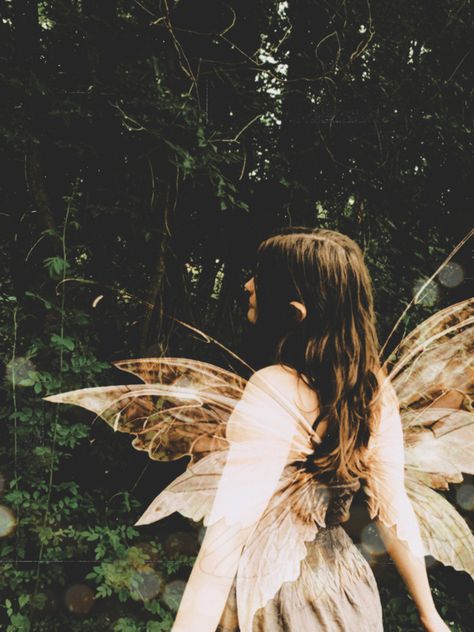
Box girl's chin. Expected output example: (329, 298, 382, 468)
(247, 307, 257, 324)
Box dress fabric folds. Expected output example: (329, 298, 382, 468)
(217, 486, 384, 632)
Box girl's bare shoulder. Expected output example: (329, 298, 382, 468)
(250, 364, 318, 419)
(251, 363, 305, 387)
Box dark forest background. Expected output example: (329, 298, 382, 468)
(0, 1, 473, 630)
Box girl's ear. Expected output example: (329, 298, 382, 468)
(289, 301, 307, 321)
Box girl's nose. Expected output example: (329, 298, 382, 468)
(244, 277, 254, 292)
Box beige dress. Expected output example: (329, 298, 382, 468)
(217, 477, 384, 631)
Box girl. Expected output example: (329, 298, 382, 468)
(45, 227, 465, 631)
(171, 227, 451, 631)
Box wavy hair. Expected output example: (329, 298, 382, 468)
(252, 226, 383, 484)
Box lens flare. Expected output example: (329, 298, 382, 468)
(133, 540, 159, 562)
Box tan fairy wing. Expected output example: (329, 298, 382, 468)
(45, 358, 350, 632)
(43, 358, 248, 463)
(390, 297, 474, 495)
(43, 358, 318, 530)
(44, 359, 326, 626)
(231, 471, 361, 632)
(405, 472, 474, 576)
(403, 409, 474, 489)
(134, 449, 229, 524)
(131, 364, 317, 529)
(385, 297, 474, 429)
(112, 357, 246, 397)
(368, 297, 474, 577)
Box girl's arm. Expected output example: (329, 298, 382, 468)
(172, 366, 297, 632)
(366, 379, 450, 631)
(375, 520, 449, 630)
(172, 518, 253, 632)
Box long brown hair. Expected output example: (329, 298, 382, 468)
(253, 227, 382, 484)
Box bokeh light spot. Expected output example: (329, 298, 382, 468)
(413, 279, 440, 307)
(343, 505, 368, 541)
(439, 262, 464, 288)
(360, 523, 386, 557)
(355, 542, 374, 565)
(64, 584, 95, 615)
(164, 531, 199, 557)
(0, 505, 16, 538)
(5, 357, 38, 387)
(456, 483, 474, 511)
(129, 569, 164, 601)
(162, 580, 186, 612)
(197, 524, 205, 545)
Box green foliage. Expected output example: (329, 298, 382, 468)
(0, 192, 195, 629)
(0, 0, 472, 629)
(379, 565, 473, 631)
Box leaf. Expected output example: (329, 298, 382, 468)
(42, 256, 70, 278)
(50, 334, 75, 351)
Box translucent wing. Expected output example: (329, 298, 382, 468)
(43, 359, 353, 632)
(405, 474, 474, 575)
(385, 297, 474, 427)
(365, 297, 474, 576)
(231, 466, 361, 632)
(43, 358, 247, 463)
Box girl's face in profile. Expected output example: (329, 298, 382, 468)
(244, 276, 257, 324)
